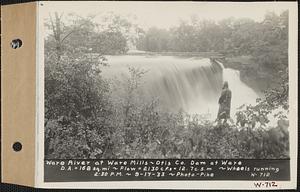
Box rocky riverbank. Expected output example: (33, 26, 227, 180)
(218, 55, 274, 96)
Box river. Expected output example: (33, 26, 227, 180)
(102, 55, 258, 120)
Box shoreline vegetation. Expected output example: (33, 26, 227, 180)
(44, 10, 289, 159)
(125, 50, 224, 57)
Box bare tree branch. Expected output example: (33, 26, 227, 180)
(60, 14, 98, 43)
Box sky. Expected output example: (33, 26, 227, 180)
(40, 1, 292, 30)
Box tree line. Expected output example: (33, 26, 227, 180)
(137, 11, 288, 88)
(136, 11, 288, 57)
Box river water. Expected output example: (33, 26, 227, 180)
(102, 55, 258, 120)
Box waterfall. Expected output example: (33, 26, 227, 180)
(103, 55, 258, 120)
(214, 59, 258, 117)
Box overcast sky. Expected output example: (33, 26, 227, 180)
(41, 1, 291, 30)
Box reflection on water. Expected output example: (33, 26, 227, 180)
(102, 55, 258, 119)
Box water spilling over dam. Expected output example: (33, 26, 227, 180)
(102, 55, 258, 119)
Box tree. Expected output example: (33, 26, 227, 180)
(45, 13, 113, 159)
(136, 27, 171, 52)
(93, 30, 128, 54)
(98, 12, 144, 49)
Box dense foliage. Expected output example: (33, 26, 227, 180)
(136, 11, 288, 56)
(137, 11, 288, 90)
(45, 11, 289, 159)
(45, 63, 289, 159)
(45, 13, 132, 55)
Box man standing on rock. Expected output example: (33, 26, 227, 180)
(217, 81, 232, 124)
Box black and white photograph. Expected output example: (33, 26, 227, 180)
(40, 1, 297, 188)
